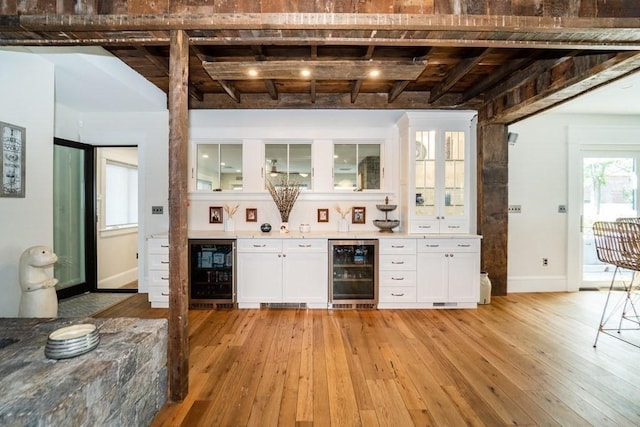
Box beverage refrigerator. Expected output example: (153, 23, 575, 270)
(329, 239, 378, 308)
(188, 239, 236, 309)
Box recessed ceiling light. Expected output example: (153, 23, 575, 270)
(301, 69, 311, 77)
(248, 69, 258, 77)
(369, 69, 380, 78)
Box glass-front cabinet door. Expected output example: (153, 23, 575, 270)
(406, 113, 472, 234)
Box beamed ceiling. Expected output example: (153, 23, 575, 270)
(1, 8, 640, 124)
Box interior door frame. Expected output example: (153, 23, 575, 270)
(54, 138, 97, 299)
(567, 126, 640, 291)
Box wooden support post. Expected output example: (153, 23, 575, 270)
(477, 123, 508, 296)
(168, 29, 189, 402)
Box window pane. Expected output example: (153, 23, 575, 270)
(105, 162, 138, 227)
(358, 144, 380, 190)
(220, 144, 243, 190)
(334, 143, 381, 190)
(334, 144, 357, 189)
(266, 143, 312, 189)
(197, 143, 242, 190)
(197, 144, 220, 190)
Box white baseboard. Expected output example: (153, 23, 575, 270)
(98, 268, 138, 289)
(508, 276, 568, 293)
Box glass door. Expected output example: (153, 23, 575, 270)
(581, 153, 638, 287)
(53, 139, 96, 298)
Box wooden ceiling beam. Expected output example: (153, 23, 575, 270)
(351, 45, 375, 104)
(388, 81, 411, 103)
(217, 79, 241, 103)
(190, 91, 468, 109)
(429, 48, 492, 103)
(250, 45, 278, 100)
(460, 54, 543, 103)
(480, 51, 640, 124)
(202, 59, 427, 81)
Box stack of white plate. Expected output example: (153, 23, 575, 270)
(45, 323, 100, 360)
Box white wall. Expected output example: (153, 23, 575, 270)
(0, 51, 55, 317)
(507, 112, 640, 292)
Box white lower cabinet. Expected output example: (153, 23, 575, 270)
(377, 239, 418, 308)
(237, 238, 328, 308)
(147, 236, 170, 308)
(416, 238, 480, 308)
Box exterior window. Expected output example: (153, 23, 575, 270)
(334, 143, 381, 190)
(196, 143, 243, 191)
(265, 143, 312, 189)
(105, 161, 138, 227)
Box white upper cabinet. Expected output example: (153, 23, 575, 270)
(398, 111, 475, 234)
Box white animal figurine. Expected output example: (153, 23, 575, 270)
(18, 245, 59, 318)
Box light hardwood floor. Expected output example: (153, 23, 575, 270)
(95, 292, 640, 426)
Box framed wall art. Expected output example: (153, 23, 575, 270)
(1, 121, 26, 198)
(352, 206, 366, 224)
(246, 208, 257, 222)
(317, 208, 329, 223)
(209, 206, 223, 224)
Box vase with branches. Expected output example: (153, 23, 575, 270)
(223, 204, 239, 232)
(266, 176, 302, 233)
(335, 205, 351, 232)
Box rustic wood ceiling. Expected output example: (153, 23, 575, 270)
(1, 7, 640, 123)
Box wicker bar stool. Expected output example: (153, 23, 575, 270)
(592, 220, 640, 348)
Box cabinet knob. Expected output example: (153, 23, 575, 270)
(278, 254, 281, 258)
(282, 254, 287, 258)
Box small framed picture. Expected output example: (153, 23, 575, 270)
(317, 208, 329, 223)
(352, 206, 366, 224)
(246, 208, 257, 222)
(209, 206, 223, 224)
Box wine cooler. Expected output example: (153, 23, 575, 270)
(189, 239, 236, 309)
(329, 239, 378, 308)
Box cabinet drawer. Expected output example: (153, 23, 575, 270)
(148, 238, 169, 253)
(379, 254, 416, 271)
(417, 239, 480, 253)
(237, 238, 282, 252)
(283, 239, 327, 252)
(379, 239, 416, 254)
(378, 286, 416, 303)
(149, 284, 169, 302)
(148, 253, 170, 270)
(149, 269, 170, 283)
(379, 270, 417, 286)
(410, 221, 439, 233)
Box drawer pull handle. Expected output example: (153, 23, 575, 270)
(161, 244, 169, 248)
(161, 276, 169, 280)
(391, 261, 405, 264)
(253, 244, 267, 248)
(298, 244, 312, 247)
(391, 277, 405, 281)
(391, 293, 405, 297)
(458, 244, 471, 247)
(418, 225, 431, 229)
(161, 261, 170, 264)
(427, 244, 440, 248)
(448, 225, 461, 229)
(391, 245, 405, 248)
(161, 292, 169, 296)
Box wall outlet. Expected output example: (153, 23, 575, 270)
(542, 258, 548, 266)
(508, 205, 522, 213)
(558, 205, 567, 213)
(152, 206, 163, 215)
